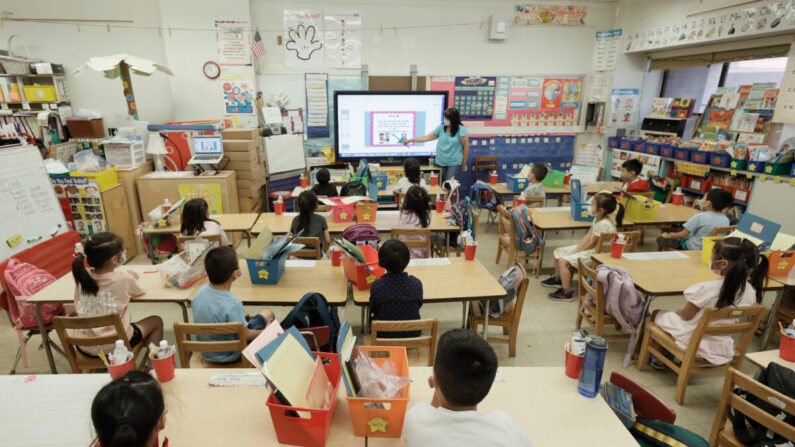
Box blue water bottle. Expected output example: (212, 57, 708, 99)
(577, 332, 608, 398)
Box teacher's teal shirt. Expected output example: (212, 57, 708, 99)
(433, 124, 468, 166)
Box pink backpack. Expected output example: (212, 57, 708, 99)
(3, 258, 63, 329)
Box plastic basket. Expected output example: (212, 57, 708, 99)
(329, 198, 355, 223)
(629, 140, 644, 152)
(732, 186, 751, 204)
(674, 148, 691, 161)
(355, 201, 378, 223)
(507, 175, 529, 192)
(346, 346, 410, 438)
(69, 167, 119, 191)
(620, 195, 661, 222)
(701, 236, 724, 265)
(619, 138, 630, 150)
(769, 250, 795, 276)
(342, 245, 385, 290)
(729, 158, 747, 171)
(644, 142, 661, 155)
(690, 150, 709, 164)
(746, 161, 765, 173)
(660, 145, 676, 158)
(608, 136, 620, 148)
(709, 152, 731, 168)
(267, 352, 341, 447)
(763, 161, 793, 175)
(570, 200, 593, 222)
(541, 169, 565, 188)
(23, 85, 57, 102)
(687, 177, 710, 193)
(371, 172, 388, 191)
(246, 254, 287, 285)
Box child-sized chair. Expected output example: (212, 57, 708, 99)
(593, 231, 641, 254)
(637, 305, 766, 404)
(371, 319, 438, 366)
(473, 156, 498, 182)
(53, 313, 147, 373)
(576, 259, 633, 340)
(300, 326, 331, 351)
(469, 266, 529, 357)
(286, 237, 321, 260)
(609, 371, 676, 423)
(176, 234, 222, 252)
(709, 225, 737, 237)
(511, 195, 545, 208)
(431, 207, 480, 258)
(391, 228, 431, 259)
(173, 322, 249, 369)
(495, 206, 540, 272)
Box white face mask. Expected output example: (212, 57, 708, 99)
(589, 206, 597, 216)
(116, 250, 127, 266)
(444, 118, 451, 126)
(710, 260, 726, 276)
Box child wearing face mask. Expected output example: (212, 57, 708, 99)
(646, 238, 768, 369)
(619, 159, 650, 193)
(72, 232, 163, 357)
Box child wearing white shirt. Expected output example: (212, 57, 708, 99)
(393, 157, 429, 195)
(402, 329, 534, 447)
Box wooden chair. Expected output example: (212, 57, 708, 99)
(53, 314, 146, 373)
(473, 156, 498, 182)
(300, 326, 331, 351)
(511, 195, 545, 208)
(391, 228, 431, 259)
(431, 206, 480, 258)
(469, 264, 529, 357)
(637, 304, 766, 404)
(593, 231, 641, 254)
(173, 322, 250, 369)
(710, 225, 737, 237)
(610, 371, 676, 424)
(287, 237, 321, 260)
(495, 206, 540, 272)
(575, 259, 632, 340)
(176, 234, 222, 252)
(709, 367, 795, 446)
(371, 319, 438, 366)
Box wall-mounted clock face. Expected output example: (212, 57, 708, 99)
(203, 61, 220, 79)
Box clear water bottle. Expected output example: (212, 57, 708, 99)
(112, 339, 129, 365)
(577, 332, 608, 398)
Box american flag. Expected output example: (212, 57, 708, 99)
(251, 30, 265, 59)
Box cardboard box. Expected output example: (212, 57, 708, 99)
(222, 127, 259, 140)
(238, 196, 262, 212)
(223, 139, 261, 152)
(136, 170, 239, 217)
(235, 168, 266, 180)
(237, 177, 266, 190)
(238, 185, 265, 198)
(226, 160, 263, 171)
(226, 150, 259, 163)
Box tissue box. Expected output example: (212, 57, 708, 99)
(507, 175, 529, 192)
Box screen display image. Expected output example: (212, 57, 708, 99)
(334, 91, 448, 160)
(193, 136, 223, 154)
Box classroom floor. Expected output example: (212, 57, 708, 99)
(0, 212, 778, 440)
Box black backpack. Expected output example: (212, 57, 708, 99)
(280, 292, 341, 352)
(730, 362, 795, 446)
(340, 181, 367, 197)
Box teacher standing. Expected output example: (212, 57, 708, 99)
(404, 107, 469, 182)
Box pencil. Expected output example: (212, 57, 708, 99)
(98, 348, 111, 367)
(779, 321, 786, 335)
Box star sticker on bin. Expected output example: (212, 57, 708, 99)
(366, 274, 377, 284)
(580, 210, 589, 218)
(258, 270, 269, 280)
(340, 212, 348, 220)
(367, 417, 388, 433)
(779, 261, 790, 271)
(749, 163, 756, 171)
(377, 181, 383, 188)
(765, 166, 772, 173)
(362, 213, 371, 221)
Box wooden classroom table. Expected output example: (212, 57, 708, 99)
(352, 258, 506, 337)
(142, 213, 260, 247)
(531, 207, 605, 277)
(251, 210, 459, 235)
(761, 273, 795, 350)
(745, 349, 795, 371)
(27, 267, 200, 374)
(290, 184, 447, 198)
(624, 204, 700, 227)
(492, 181, 623, 205)
(0, 367, 637, 447)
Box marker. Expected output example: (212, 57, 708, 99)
(50, 224, 62, 237)
(26, 236, 42, 243)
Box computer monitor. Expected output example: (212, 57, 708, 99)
(193, 135, 223, 155)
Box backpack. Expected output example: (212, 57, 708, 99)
(479, 264, 526, 318)
(280, 292, 341, 351)
(443, 179, 460, 212)
(450, 197, 476, 248)
(3, 258, 63, 329)
(340, 181, 367, 197)
(470, 181, 499, 210)
(341, 223, 381, 249)
(511, 204, 544, 255)
(730, 362, 795, 446)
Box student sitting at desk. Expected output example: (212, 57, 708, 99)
(180, 198, 230, 246)
(73, 232, 163, 357)
(656, 188, 732, 250)
(403, 329, 534, 447)
(290, 190, 330, 254)
(91, 371, 168, 447)
(620, 159, 650, 193)
(393, 157, 429, 195)
(648, 238, 768, 369)
(400, 185, 431, 258)
(192, 246, 275, 363)
(370, 239, 423, 337)
(523, 163, 547, 198)
(310, 167, 339, 197)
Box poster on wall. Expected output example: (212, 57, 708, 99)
(576, 143, 605, 168)
(592, 29, 621, 71)
(773, 40, 795, 123)
(51, 177, 107, 238)
(513, 4, 587, 26)
(609, 88, 639, 127)
(215, 21, 251, 66)
(588, 72, 612, 102)
(324, 11, 362, 68)
(429, 75, 583, 133)
(284, 10, 325, 67)
(178, 184, 223, 215)
(220, 73, 255, 114)
(305, 73, 329, 138)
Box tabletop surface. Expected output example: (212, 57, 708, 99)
(745, 349, 795, 370)
(0, 367, 637, 447)
(492, 181, 623, 196)
(352, 257, 506, 304)
(770, 273, 795, 287)
(291, 185, 447, 198)
(531, 208, 597, 231)
(625, 204, 699, 226)
(143, 213, 260, 234)
(252, 210, 459, 234)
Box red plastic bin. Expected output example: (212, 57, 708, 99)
(329, 198, 355, 223)
(266, 352, 341, 447)
(342, 245, 385, 290)
(732, 186, 751, 204)
(687, 177, 710, 193)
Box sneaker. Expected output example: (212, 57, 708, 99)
(648, 356, 666, 371)
(541, 276, 562, 288)
(548, 288, 574, 302)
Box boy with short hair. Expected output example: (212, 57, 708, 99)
(657, 188, 733, 250)
(522, 163, 547, 198)
(192, 246, 275, 363)
(310, 167, 339, 197)
(369, 239, 423, 338)
(403, 329, 534, 447)
(620, 159, 650, 193)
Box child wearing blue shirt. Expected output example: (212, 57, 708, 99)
(657, 188, 733, 250)
(370, 239, 423, 338)
(192, 246, 275, 363)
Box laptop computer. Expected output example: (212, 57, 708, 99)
(188, 135, 224, 165)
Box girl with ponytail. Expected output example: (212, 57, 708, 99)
(91, 371, 168, 447)
(650, 237, 768, 368)
(73, 232, 163, 356)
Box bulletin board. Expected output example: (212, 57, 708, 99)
(428, 75, 584, 134)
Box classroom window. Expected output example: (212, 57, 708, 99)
(722, 57, 787, 90)
(660, 64, 723, 114)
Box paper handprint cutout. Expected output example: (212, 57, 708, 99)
(285, 24, 323, 61)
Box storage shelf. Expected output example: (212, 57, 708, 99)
(680, 187, 748, 207)
(662, 155, 793, 180)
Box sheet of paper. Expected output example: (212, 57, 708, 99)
(533, 207, 572, 212)
(286, 260, 317, 268)
(261, 332, 318, 418)
(242, 321, 285, 370)
(408, 258, 451, 267)
(145, 171, 192, 178)
(305, 357, 333, 410)
(494, 368, 506, 383)
(771, 232, 795, 251)
(209, 372, 268, 387)
(622, 252, 689, 261)
(378, 210, 400, 215)
(726, 230, 764, 247)
(340, 195, 370, 205)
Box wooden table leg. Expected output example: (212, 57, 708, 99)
(35, 302, 57, 374)
(536, 230, 546, 277)
(761, 288, 785, 350)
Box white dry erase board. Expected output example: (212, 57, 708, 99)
(264, 134, 306, 175)
(0, 145, 68, 261)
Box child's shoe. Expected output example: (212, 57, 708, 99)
(541, 276, 562, 288)
(547, 288, 574, 302)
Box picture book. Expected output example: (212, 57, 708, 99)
(730, 111, 759, 132)
(336, 321, 358, 397)
(717, 92, 740, 110)
(761, 89, 779, 110)
(650, 97, 672, 117)
(744, 83, 777, 110)
(258, 326, 319, 418)
(705, 108, 733, 131)
(669, 97, 695, 118)
(242, 320, 285, 370)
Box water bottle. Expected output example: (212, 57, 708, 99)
(577, 332, 608, 398)
(112, 339, 129, 365)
